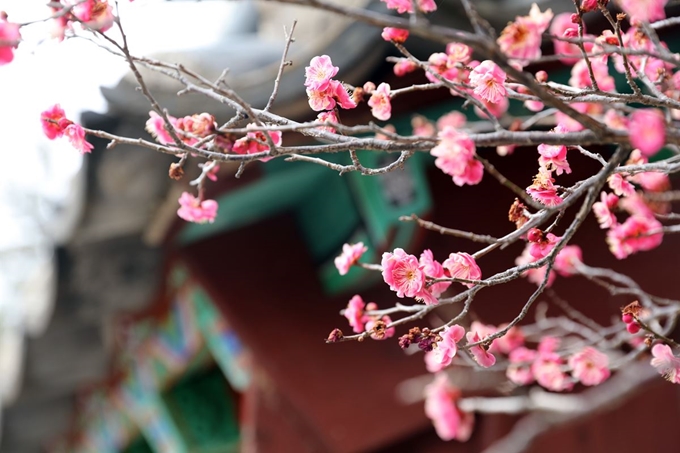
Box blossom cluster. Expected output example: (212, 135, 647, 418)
(381, 0, 436, 15)
(232, 124, 283, 162)
(334, 242, 368, 275)
(380, 248, 480, 305)
(430, 127, 483, 187)
(422, 333, 612, 440)
(342, 295, 395, 340)
(45, 0, 118, 41)
(40, 104, 94, 154)
(594, 150, 667, 259)
(0, 13, 20, 65)
(424, 373, 474, 442)
(176, 192, 218, 224)
(304, 55, 356, 129)
(497, 3, 553, 68)
(22, 0, 680, 446)
(145, 111, 217, 147)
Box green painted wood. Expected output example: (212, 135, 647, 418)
(347, 151, 431, 249)
(295, 171, 361, 262)
(190, 286, 250, 391)
(162, 367, 240, 453)
(122, 436, 154, 453)
(120, 375, 189, 453)
(178, 164, 328, 245)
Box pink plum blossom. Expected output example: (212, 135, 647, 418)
(538, 144, 571, 175)
(330, 80, 357, 109)
(532, 351, 574, 392)
(607, 215, 663, 259)
(420, 250, 451, 297)
(447, 43, 472, 63)
(375, 124, 396, 141)
(177, 192, 218, 224)
(430, 127, 483, 187)
(426, 52, 461, 83)
(145, 112, 213, 147)
(393, 58, 418, 76)
(381, 248, 425, 299)
(592, 191, 619, 229)
(436, 112, 467, 131)
(497, 4, 554, 66)
(619, 192, 655, 218)
(608, 173, 636, 198)
(470, 321, 498, 353)
(316, 110, 338, 133)
(381, 0, 437, 14)
(473, 95, 509, 120)
(525, 99, 544, 113)
(368, 83, 392, 121)
(411, 116, 436, 137)
(627, 148, 647, 166)
(40, 105, 93, 153)
(556, 102, 602, 131)
(344, 295, 366, 333)
(64, 123, 94, 154)
(516, 244, 556, 287)
(629, 109, 666, 157)
(612, 27, 658, 76)
(581, 0, 598, 12)
(41, 104, 67, 140)
(568, 347, 611, 386)
(334, 242, 368, 275)
(442, 252, 481, 288)
(604, 108, 629, 130)
(206, 164, 220, 182)
(538, 336, 560, 354)
(494, 325, 525, 355)
(618, 0, 668, 24)
(145, 111, 178, 145)
(0, 15, 20, 65)
(49, 8, 69, 41)
(232, 124, 283, 162)
(451, 156, 483, 186)
(306, 73, 356, 112)
(554, 245, 584, 276)
(528, 231, 560, 260)
(381, 27, 409, 43)
(468, 60, 507, 105)
(71, 0, 115, 32)
(426, 325, 466, 372)
(175, 113, 215, 140)
(366, 315, 396, 340)
(527, 168, 563, 206)
(424, 374, 474, 442)
(497, 145, 515, 156)
(363, 82, 376, 94)
(633, 171, 670, 193)
(520, 84, 544, 112)
(426, 46, 472, 84)
(507, 347, 537, 385)
(650, 343, 680, 384)
(466, 330, 496, 368)
(550, 13, 584, 65)
(307, 85, 337, 112)
(416, 0, 437, 12)
(569, 58, 616, 92)
(304, 55, 338, 91)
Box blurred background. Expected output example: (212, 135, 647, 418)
(1, 0, 680, 452)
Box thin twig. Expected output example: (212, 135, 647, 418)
(399, 214, 498, 244)
(264, 20, 297, 112)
